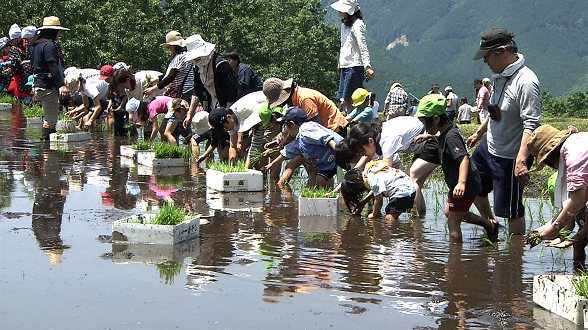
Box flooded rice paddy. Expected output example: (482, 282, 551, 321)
(0, 105, 582, 329)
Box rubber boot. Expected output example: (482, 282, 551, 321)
(40, 127, 56, 141)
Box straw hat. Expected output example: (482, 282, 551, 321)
(528, 124, 577, 170)
(161, 30, 186, 47)
(185, 34, 216, 61)
(263, 77, 294, 109)
(38, 16, 69, 30)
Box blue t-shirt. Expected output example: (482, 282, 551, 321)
(348, 106, 374, 123)
(281, 121, 343, 170)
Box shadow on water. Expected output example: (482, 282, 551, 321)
(0, 104, 584, 329)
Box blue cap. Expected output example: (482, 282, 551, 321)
(276, 107, 308, 126)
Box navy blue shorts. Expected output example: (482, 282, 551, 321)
(337, 66, 364, 100)
(317, 166, 338, 181)
(471, 136, 534, 219)
(385, 192, 416, 214)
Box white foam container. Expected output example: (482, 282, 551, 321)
(205, 168, 263, 192)
(112, 214, 200, 245)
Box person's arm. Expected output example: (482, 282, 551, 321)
(184, 96, 200, 129)
(229, 133, 239, 161)
(515, 79, 541, 185)
(453, 155, 468, 198)
(352, 21, 374, 80)
(369, 194, 383, 219)
(164, 121, 179, 146)
(197, 144, 215, 164)
(116, 95, 127, 111)
(466, 115, 490, 148)
(514, 132, 532, 185)
(149, 118, 159, 142)
(278, 155, 305, 185)
(84, 97, 102, 128)
(262, 154, 284, 172)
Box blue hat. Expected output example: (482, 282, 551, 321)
(276, 107, 308, 126)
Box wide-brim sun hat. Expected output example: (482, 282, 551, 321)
(351, 88, 369, 107)
(527, 124, 576, 170)
(330, 0, 360, 15)
(160, 30, 186, 47)
(263, 77, 294, 109)
(185, 34, 216, 61)
(415, 94, 447, 118)
(38, 16, 69, 30)
(191, 111, 212, 135)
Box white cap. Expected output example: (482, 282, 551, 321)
(9, 23, 21, 40)
(191, 111, 212, 135)
(330, 0, 360, 15)
(113, 62, 130, 71)
(125, 98, 141, 122)
(445, 85, 452, 92)
(21, 26, 37, 39)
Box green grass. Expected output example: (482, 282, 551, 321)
(300, 186, 337, 198)
(153, 142, 186, 159)
(23, 104, 44, 118)
(572, 271, 588, 298)
(155, 261, 184, 285)
(249, 149, 278, 166)
(152, 203, 187, 226)
(131, 140, 153, 151)
(0, 93, 14, 104)
(207, 159, 248, 173)
(57, 112, 74, 121)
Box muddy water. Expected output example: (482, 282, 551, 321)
(0, 105, 582, 329)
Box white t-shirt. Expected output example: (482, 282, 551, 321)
(458, 104, 472, 121)
(364, 161, 415, 199)
(228, 91, 266, 135)
(373, 100, 380, 120)
(125, 70, 163, 102)
(447, 92, 459, 113)
(379, 116, 424, 160)
(83, 79, 110, 102)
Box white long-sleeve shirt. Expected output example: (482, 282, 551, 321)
(339, 19, 371, 69)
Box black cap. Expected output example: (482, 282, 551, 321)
(460, 97, 468, 103)
(473, 28, 515, 60)
(208, 107, 229, 139)
(431, 83, 439, 88)
(276, 107, 308, 126)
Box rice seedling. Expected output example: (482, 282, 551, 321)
(207, 159, 248, 173)
(154, 142, 186, 159)
(155, 261, 184, 285)
(23, 104, 44, 118)
(250, 149, 278, 166)
(56, 125, 77, 134)
(481, 237, 498, 248)
(131, 140, 153, 150)
(524, 230, 574, 248)
(572, 271, 588, 298)
(299, 185, 337, 198)
(152, 203, 187, 226)
(0, 93, 14, 104)
(57, 111, 75, 121)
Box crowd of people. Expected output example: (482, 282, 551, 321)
(1, 1, 586, 259)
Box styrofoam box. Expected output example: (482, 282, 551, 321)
(0, 103, 11, 111)
(298, 196, 340, 217)
(299, 216, 339, 233)
(206, 188, 263, 212)
(111, 237, 200, 264)
(49, 131, 91, 142)
(137, 150, 184, 167)
(49, 140, 91, 151)
(120, 155, 135, 168)
(137, 164, 184, 176)
(533, 274, 588, 325)
(55, 120, 76, 132)
(26, 117, 43, 126)
(120, 145, 138, 158)
(206, 168, 263, 192)
(112, 214, 200, 245)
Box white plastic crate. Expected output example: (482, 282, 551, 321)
(298, 196, 340, 217)
(49, 131, 91, 142)
(206, 189, 263, 212)
(112, 214, 200, 245)
(533, 274, 588, 325)
(206, 168, 263, 192)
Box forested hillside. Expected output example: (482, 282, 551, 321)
(325, 0, 587, 100)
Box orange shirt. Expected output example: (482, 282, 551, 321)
(291, 87, 347, 132)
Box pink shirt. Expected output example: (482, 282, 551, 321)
(147, 96, 173, 118)
(561, 132, 588, 194)
(476, 85, 490, 110)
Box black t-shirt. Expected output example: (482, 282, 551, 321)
(31, 40, 63, 89)
(438, 123, 482, 199)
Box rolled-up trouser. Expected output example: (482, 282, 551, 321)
(35, 87, 59, 128)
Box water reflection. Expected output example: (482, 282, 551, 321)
(0, 106, 581, 328)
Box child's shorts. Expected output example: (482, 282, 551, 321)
(318, 166, 338, 181)
(447, 195, 476, 212)
(385, 192, 416, 214)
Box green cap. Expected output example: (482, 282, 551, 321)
(415, 94, 447, 117)
(259, 102, 285, 127)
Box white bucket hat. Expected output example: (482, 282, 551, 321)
(330, 0, 360, 15)
(191, 111, 212, 135)
(9, 24, 21, 40)
(21, 26, 36, 39)
(126, 98, 141, 122)
(185, 34, 216, 61)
